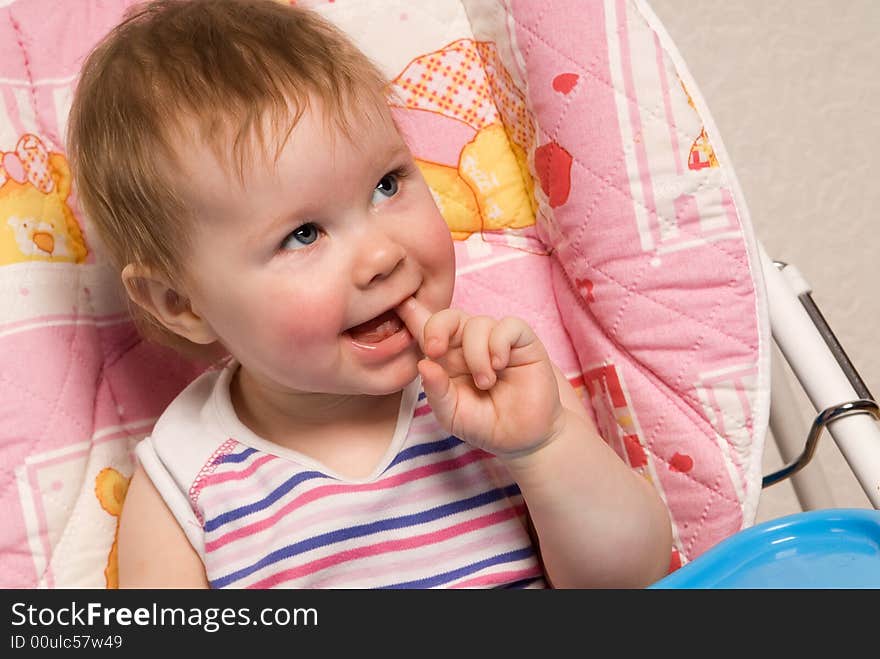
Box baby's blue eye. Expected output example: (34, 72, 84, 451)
(281, 223, 320, 251)
(371, 173, 399, 205)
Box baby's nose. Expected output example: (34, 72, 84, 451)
(353, 235, 406, 288)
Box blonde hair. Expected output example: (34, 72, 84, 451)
(67, 0, 389, 354)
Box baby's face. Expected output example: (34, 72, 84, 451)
(176, 102, 455, 396)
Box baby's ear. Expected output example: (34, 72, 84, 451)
(121, 263, 218, 345)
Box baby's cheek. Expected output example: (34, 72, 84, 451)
(424, 212, 456, 274)
(268, 288, 345, 351)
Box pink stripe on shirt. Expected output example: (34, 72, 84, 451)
(200, 452, 276, 488)
(450, 566, 544, 589)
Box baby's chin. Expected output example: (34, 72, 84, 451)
(366, 367, 421, 397)
(351, 353, 422, 397)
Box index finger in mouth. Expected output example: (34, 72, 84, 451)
(395, 296, 432, 352)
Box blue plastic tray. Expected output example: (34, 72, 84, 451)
(650, 508, 880, 588)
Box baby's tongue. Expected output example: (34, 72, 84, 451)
(348, 310, 403, 343)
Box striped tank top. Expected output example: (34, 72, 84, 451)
(136, 361, 546, 589)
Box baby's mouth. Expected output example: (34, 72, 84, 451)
(346, 309, 405, 344)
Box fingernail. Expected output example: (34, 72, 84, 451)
(427, 338, 441, 353)
(476, 374, 491, 389)
(491, 356, 502, 370)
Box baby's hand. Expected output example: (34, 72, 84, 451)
(396, 297, 564, 459)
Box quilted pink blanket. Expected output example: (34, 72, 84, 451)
(0, 0, 768, 587)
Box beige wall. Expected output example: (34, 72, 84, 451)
(648, 0, 879, 519)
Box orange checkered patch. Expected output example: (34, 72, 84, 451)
(391, 39, 535, 153)
(392, 39, 495, 128)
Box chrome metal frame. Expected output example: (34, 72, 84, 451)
(764, 398, 880, 487)
(760, 249, 880, 508)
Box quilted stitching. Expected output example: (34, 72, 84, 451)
(488, 0, 764, 555)
(507, 5, 756, 413)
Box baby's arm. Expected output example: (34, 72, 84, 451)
(509, 365, 673, 588)
(117, 464, 209, 588)
(396, 298, 672, 588)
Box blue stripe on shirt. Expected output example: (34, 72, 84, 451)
(380, 546, 537, 589)
(386, 435, 464, 470)
(216, 446, 257, 464)
(203, 470, 326, 532)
